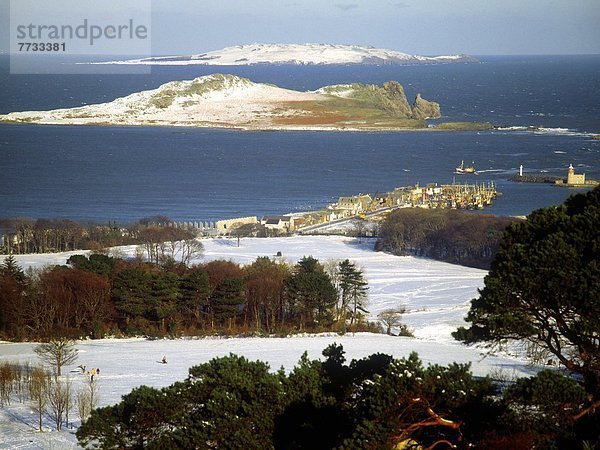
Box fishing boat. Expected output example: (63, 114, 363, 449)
(455, 160, 477, 174)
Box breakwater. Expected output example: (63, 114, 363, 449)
(510, 174, 562, 184)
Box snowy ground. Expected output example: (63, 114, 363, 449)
(0, 236, 535, 449)
(103, 43, 470, 66)
(0, 74, 323, 129)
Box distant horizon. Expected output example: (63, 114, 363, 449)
(4, 43, 600, 58)
(1, 0, 599, 58)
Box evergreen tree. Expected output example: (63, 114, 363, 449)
(454, 186, 600, 417)
(178, 266, 211, 323)
(337, 259, 369, 325)
(112, 266, 153, 322)
(0, 255, 27, 333)
(211, 278, 245, 329)
(287, 257, 337, 328)
(77, 355, 286, 449)
(77, 346, 530, 449)
(1, 254, 26, 283)
(149, 271, 180, 323)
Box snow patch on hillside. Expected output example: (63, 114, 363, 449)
(100, 43, 476, 66)
(0, 74, 323, 128)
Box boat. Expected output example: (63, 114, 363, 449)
(455, 160, 477, 174)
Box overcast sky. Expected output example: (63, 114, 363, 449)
(2, 0, 599, 56)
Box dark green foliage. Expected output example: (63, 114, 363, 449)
(182, 355, 285, 449)
(177, 266, 210, 319)
(67, 254, 118, 278)
(78, 355, 286, 449)
(502, 370, 599, 449)
(210, 278, 245, 326)
(343, 352, 497, 449)
(337, 259, 369, 325)
(454, 187, 600, 406)
(0, 255, 27, 334)
(112, 266, 154, 321)
(78, 346, 504, 450)
(505, 369, 587, 411)
(76, 384, 187, 449)
(1, 254, 26, 282)
(287, 258, 338, 328)
(378, 208, 516, 269)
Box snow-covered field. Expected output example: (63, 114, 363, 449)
(0, 236, 534, 449)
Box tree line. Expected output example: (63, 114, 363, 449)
(0, 216, 198, 255)
(0, 252, 372, 340)
(376, 208, 518, 269)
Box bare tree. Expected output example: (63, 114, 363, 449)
(28, 365, 51, 431)
(0, 362, 15, 406)
(378, 307, 408, 335)
(77, 375, 98, 423)
(48, 376, 72, 430)
(323, 259, 341, 290)
(167, 238, 204, 265)
(34, 338, 79, 376)
(15, 361, 29, 403)
(352, 218, 367, 238)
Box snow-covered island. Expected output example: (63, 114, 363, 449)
(0, 74, 445, 131)
(100, 43, 478, 66)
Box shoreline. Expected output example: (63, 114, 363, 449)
(2, 120, 596, 136)
(0, 117, 490, 132)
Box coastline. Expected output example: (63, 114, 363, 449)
(0, 118, 492, 133)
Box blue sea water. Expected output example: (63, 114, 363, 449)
(0, 55, 599, 223)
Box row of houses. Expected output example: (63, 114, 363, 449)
(328, 182, 498, 218)
(2, 183, 498, 251)
(210, 182, 499, 234)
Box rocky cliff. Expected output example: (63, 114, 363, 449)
(411, 93, 442, 119)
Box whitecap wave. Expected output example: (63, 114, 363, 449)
(494, 125, 594, 138)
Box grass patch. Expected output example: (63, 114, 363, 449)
(434, 121, 492, 131)
(272, 98, 426, 129)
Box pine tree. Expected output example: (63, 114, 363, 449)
(0, 254, 25, 283)
(454, 186, 600, 415)
(337, 259, 369, 325)
(287, 257, 337, 329)
(211, 278, 245, 330)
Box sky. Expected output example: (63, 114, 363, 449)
(1, 0, 599, 56)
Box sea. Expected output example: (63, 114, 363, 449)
(1, 55, 599, 224)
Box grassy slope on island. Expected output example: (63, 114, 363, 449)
(433, 121, 493, 131)
(274, 81, 432, 128)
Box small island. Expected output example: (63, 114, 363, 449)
(100, 43, 478, 66)
(0, 74, 489, 132)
